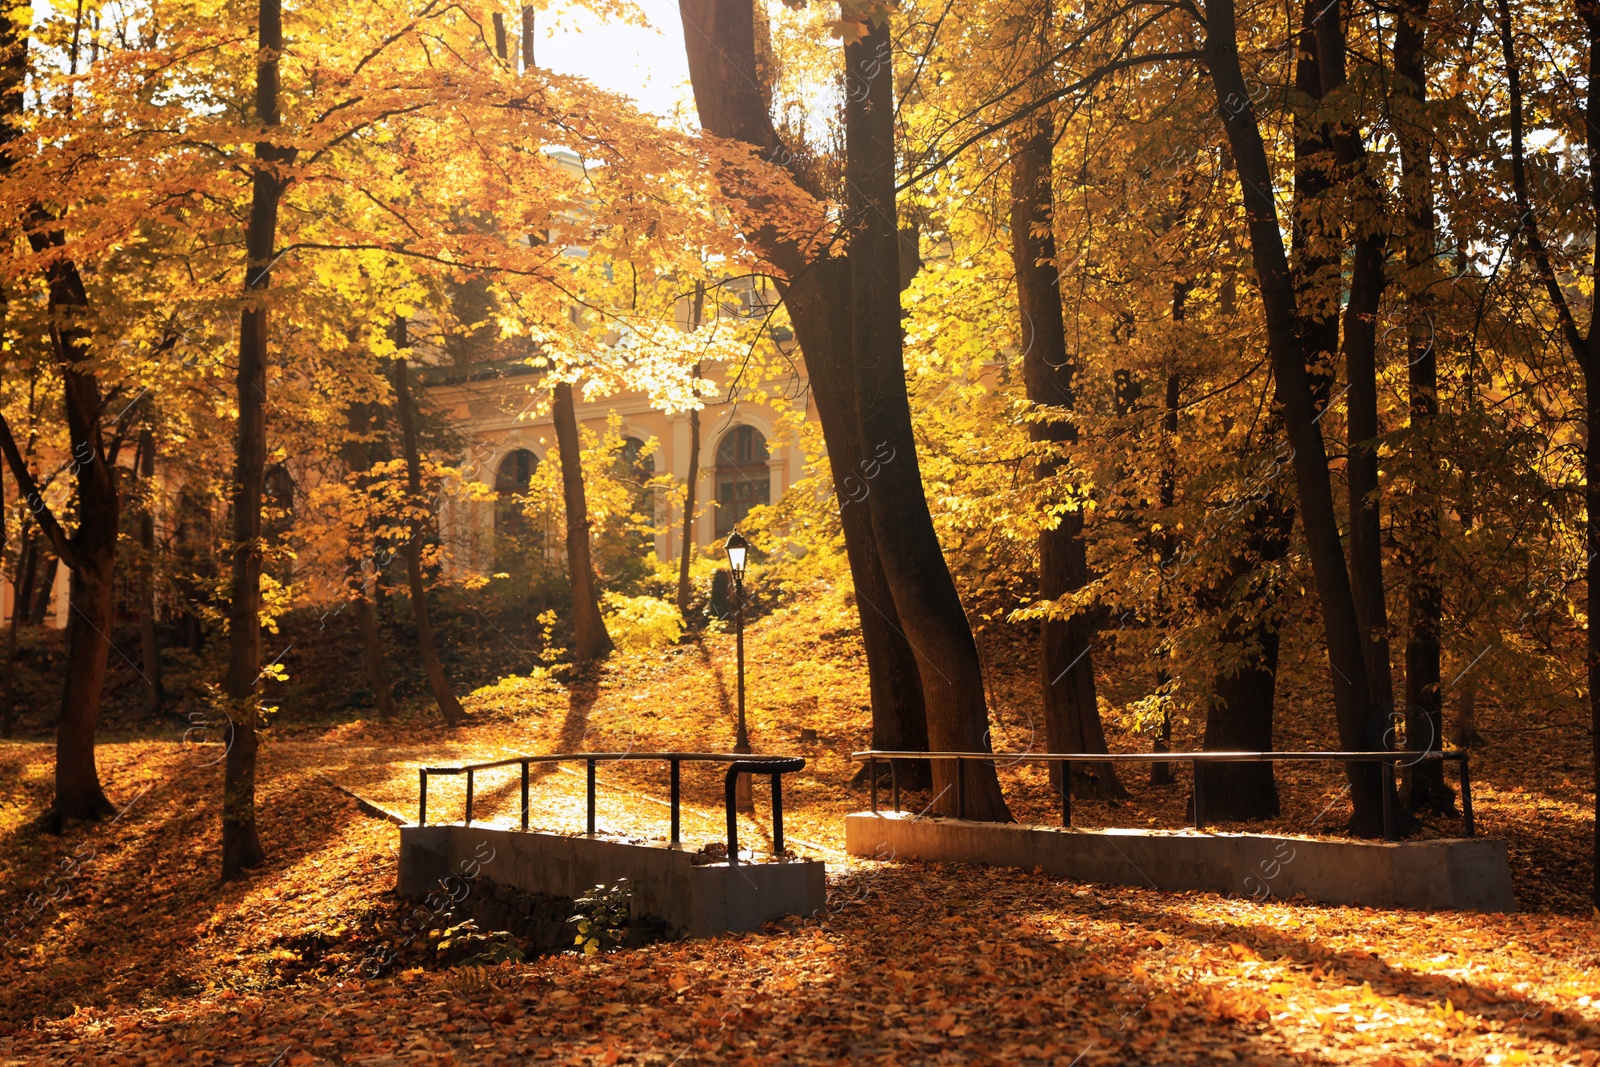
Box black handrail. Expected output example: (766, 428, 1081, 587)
(725, 759, 805, 865)
(851, 749, 1473, 842)
(416, 751, 807, 862)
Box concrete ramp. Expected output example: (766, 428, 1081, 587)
(846, 812, 1515, 912)
(401, 825, 826, 938)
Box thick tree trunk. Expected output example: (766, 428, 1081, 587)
(1, 11, 116, 820)
(791, 256, 931, 785)
(1008, 103, 1124, 799)
(1192, 18, 1336, 821)
(136, 428, 165, 714)
(1206, 0, 1386, 835)
(1198, 489, 1293, 820)
(0, 258, 121, 827)
(551, 380, 613, 662)
(1394, 0, 1452, 811)
(389, 352, 468, 723)
(1200, 625, 1283, 818)
(845, 15, 1007, 820)
(56, 548, 115, 826)
(677, 0, 931, 781)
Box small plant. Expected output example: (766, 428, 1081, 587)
(568, 878, 633, 956)
(434, 920, 525, 968)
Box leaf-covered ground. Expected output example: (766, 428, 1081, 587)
(1, 599, 1596, 1064)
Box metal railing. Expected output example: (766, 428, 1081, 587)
(852, 749, 1473, 842)
(416, 751, 806, 864)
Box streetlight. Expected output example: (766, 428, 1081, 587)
(725, 530, 753, 811)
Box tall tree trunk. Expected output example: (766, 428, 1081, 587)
(0, 8, 23, 742)
(677, 285, 704, 615)
(1318, 0, 1398, 744)
(353, 589, 397, 720)
(509, 10, 610, 664)
(0, 5, 117, 826)
(14, 530, 37, 628)
(341, 403, 398, 721)
(677, 400, 699, 613)
(1395, 0, 1452, 811)
(1497, 0, 1599, 905)
(29, 553, 56, 626)
(222, 0, 295, 878)
(1291, 14, 1339, 414)
(511, 25, 609, 662)
(1590, 350, 1599, 911)
(389, 349, 468, 723)
(55, 501, 115, 828)
(1197, 214, 1293, 825)
(1, 530, 32, 738)
(0, 254, 120, 829)
(1205, 0, 1386, 835)
(551, 380, 613, 662)
(794, 256, 932, 785)
(520, 5, 534, 72)
(1008, 85, 1124, 799)
(136, 427, 165, 714)
(1194, 10, 1333, 821)
(845, 14, 1008, 820)
(1150, 369, 1180, 787)
(1198, 485, 1293, 820)
(677, 0, 931, 780)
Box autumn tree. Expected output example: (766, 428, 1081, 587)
(1005, 0, 1127, 798)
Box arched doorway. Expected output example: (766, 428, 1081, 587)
(494, 448, 537, 534)
(714, 425, 769, 537)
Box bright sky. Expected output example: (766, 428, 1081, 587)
(29, 0, 699, 121)
(537, 0, 696, 125)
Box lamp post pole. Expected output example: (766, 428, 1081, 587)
(726, 531, 753, 812)
(734, 568, 748, 753)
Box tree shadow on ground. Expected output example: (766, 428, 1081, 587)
(1065, 886, 1593, 1055)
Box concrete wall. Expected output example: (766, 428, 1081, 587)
(401, 826, 826, 938)
(846, 812, 1516, 913)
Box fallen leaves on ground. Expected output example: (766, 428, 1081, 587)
(0, 613, 1595, 1064)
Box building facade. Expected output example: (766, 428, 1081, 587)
(424, 319, 812, 574)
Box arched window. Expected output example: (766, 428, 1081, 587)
(496, 449, 536, 494)
(714, 426, 770, 537)
(618, 436, 655, 481)
(495, 449, 538, 534)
